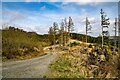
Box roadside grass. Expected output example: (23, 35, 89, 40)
(46, 52, 88, 78)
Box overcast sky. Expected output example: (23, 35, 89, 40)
(2, 0, 119, 37)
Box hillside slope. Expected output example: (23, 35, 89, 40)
(2, 27, 49, 61)
(47, 43, 120, 78)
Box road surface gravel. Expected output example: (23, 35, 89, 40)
(2, 52, 58, 78)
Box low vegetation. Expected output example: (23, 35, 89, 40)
(2, 26, 50, 61)
(47, 44, 120, 78)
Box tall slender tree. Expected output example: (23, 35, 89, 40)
(53, 22, 59, 45)
(113, 18, 117, 47)
(68, 16, 74, 48)
(85, 17, 92, 44)
(100, 9, 110, 47)
(64, 18, 68, 46)
(118, 15, 120, 48)
(59, 20, 65, 47)
(48, 27, 54, 45)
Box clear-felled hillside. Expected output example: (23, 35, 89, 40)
(2, 26, 50, 61)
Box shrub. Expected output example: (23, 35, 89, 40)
(88, 44, 92, 48)
(70, 42, 80, 47)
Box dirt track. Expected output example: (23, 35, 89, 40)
(2, 46, 58, 78)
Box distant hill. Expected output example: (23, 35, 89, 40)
(71, 33, 102, 44)
(71, 33, 119, 46)
(2, 26, 50, 61)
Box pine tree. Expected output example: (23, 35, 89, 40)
(100, 9, 110, 47)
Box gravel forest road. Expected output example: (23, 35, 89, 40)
(2, 47, 58, 78)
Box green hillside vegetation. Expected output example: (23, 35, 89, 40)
(2, 26, 50, 61)
(71, 33, 109, 45)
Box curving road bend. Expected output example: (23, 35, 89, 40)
(2, 51, 58, 78)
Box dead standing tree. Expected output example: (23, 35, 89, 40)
(85, 17, 92, 44)
(48, 27, 54, 45)
(68, 16, 74, 50)
(113, 18, 118, 47)
(53, 22, 59, 46)
(59, 20, 65, 47)
(64, 18, 68, 46)
(118, 15, 120, 49)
